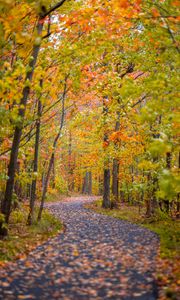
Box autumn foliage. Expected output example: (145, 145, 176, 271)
(0, 0, 179, 237)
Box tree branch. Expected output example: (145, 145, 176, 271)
(40, 0, 68, 19)
(131, 94, 147, 108)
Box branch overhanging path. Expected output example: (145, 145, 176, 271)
(0, 197, 159, 300)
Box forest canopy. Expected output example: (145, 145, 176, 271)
(0, 0, 179, 236)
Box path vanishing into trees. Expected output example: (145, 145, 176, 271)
(0, 197, 159, 300)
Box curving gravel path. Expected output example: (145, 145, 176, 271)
(0, 197, 159, 300)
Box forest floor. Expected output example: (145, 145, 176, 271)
(85, 200, 180, 300)
(0, 205, 63, 263)
(0, 196, 159, 300)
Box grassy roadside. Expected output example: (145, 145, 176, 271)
(45, 190, 67, 202)
(85, 200, 180, 300)
(0, 204, 62, 264)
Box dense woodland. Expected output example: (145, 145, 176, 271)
(0, 0, 179, 237)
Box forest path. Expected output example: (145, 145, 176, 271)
(0, 196, 159, 300)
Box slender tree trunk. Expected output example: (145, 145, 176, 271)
(68, 130, 73, 192)
(149, 117, 161, 214)
(82, 171, 92, 195)
(120, 190, 125, 203)
(102, 97, 111, 208)
(164, 152, 172, 213)
(102, 168, 111, 208)
(127, 186, 131, 204)
(145, 172, 152, 217)
(145, 197, 152, 217)
(152, 173, 158, 213)
(0, 21, 44, 236)
(88, 171, 92, 195)
(41, 162, 46, 191)
(131, 165, 134, 204)
(111, 110, 120, 208)
(52, 157, 56, 189)
(176, 152, 180, 218)
(14, 161, 22, 208)
(112, 159, 119, 208)
(166, 152, 172, 169)
(27, 90, 42, 225)
(37, 76, 67, 221)
(152, 156, 159, 213)
(82, 173, 86, 194)
(38, 152, 55, 221)
(98, 176, 103, 195)
(177, 195, 180, 218)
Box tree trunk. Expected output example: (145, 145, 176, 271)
(120, 190, 125, 203)
(152, 170, 158, 214)
(102, 168, 111, 208)
(88, 171, 92, 195)
(52, 157, 56, 189)
(151, 118, 161, 214)
(82, 174, 86, 194)
(0, 20, 44, 237)
(145, 197, 152, 218)
(102, 97, 111, 208)
(82, 171, 89, 194)
(176, 152, 180, 218)
(37, 76, 67, 221)
(111, 107, 120, 208)
(38, 152, 55, 221)
(177, 195, 180, 219)
(68, 130, 73, 192)
(145, 172, 152, 217)
(98, 176, 103, 195)
(111, 158, 119, 208)
(14, 161, 22, 207)
(164, 152, 172, 213)
(27, 91, 42, 225)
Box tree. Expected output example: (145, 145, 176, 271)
(38, 74, 68, 221)
(0, 0, 68, 236)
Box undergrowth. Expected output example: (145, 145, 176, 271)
(0, 205, 62, 263)
(86, 199, 179, 259)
